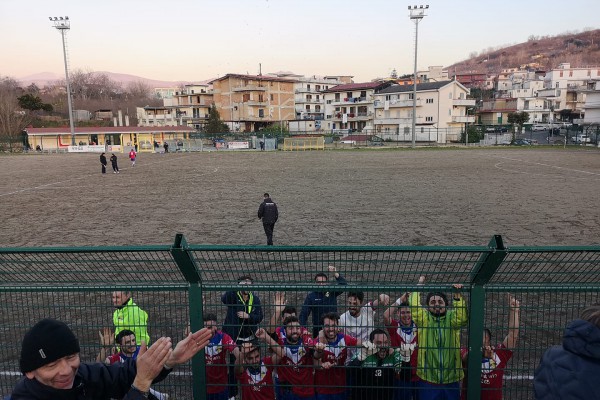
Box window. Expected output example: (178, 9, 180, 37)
(307, 84, 311, 90)
(569, 71, 573, 77)
(316, 85, 321, 91)
(347, 92, 353, 98)
(258, 94, 264, 102)
(258, 109, 264, 118)
(270, 94, 274, 101)
(316, 95, 320, 101)
(409, 93, 414, 100)
(426, 98, 434, 104)
(425, 116, 433, 122)
(360, 91, 367, 98)
(335, 93, 340, 102)
(449, 109, 452, 116)
(560, 71, 563, 77)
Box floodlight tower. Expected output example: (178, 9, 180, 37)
(49, 16, 76, 146)
(408, 5, 428, 148)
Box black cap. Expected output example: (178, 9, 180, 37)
(19, 319, 80, 373)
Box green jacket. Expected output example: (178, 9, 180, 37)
(113, 298, 150, 345)
(409, 291, 467, 384)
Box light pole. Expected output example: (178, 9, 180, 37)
(408, 5, 428, 148)
(49, 16, 76, 146)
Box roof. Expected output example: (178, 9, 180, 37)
(210, 73, 297, 84)
(323, 81, 390, 93)
(25, 126, 196, 135)
(377, 81, 455, 94)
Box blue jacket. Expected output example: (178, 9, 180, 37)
(221, 291, 263, 341)
(534, 319, 600, 399)
(299, 274, 347, 328)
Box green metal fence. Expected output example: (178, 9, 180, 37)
(1, 234, 599, 399)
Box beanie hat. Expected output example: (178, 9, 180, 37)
(19, 319, 80, 373)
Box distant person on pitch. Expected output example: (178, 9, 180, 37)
(257, 193, 278, 246)
(129, 149, 137, 167)
(110, 153, 120, 174)
(100, 153, 107, 175)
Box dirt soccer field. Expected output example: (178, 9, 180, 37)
(0, 147, 599, 248)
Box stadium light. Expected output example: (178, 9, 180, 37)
(50, 16, 76, 146)
(408, 5, 428, 148)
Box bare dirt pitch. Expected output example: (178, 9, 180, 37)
(0, 147, 599, 248)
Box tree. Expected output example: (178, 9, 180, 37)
(18, 94, 53, 112)
(204, 104, 229, 134)
(507, 111, 530, 141)
(0, 77, 31, 152)
(259, 123, 289, 136)
(127, 80, 152, 100)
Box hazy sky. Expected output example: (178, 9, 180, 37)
(1, 0, 599, 83)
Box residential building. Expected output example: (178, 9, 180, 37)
(582, 80, 600, 125)
(373, 80, 475, 143)
(154, 87, 178, 100)
(137, 106, 176, 127)
(169, 83, 214, 130)
(417, 66, 448, 82)
(478, 98, 518, 125)
(211, 74, 296, 132)
(323, 81, 392, 134)
(452, 72, 488, 89)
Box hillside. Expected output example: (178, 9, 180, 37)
(16, 71, 193, 88)
(448, 29, 600, 74)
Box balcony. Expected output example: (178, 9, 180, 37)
(232, 85, 267, 92)
(246, 101, 268, 106)
(451, 116, 476, 123)
(295, 97, 323, 104)
(295, 88, 318, 94)
(331, 96, 371, 106)
(452, 99, 476, 107)
(374, 99, 422, 108)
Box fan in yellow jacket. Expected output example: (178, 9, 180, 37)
(408, 275, 467, 400)
(112, 291, 151, 346)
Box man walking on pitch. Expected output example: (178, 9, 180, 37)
(258, 193, 278, 246)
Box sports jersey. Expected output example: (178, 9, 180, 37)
(237, 357, 276, 400)
(277, 336, 315, 398)
(339, 302, 376, 343)
(387, 320, 419, 382)
(350, 351, 402, 400)
(461, 343, 513, 400)
(315, 333, 358, 394)
(106, 347, 141, 365)
(205, 331, 236, 394)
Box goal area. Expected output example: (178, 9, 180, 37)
(282, 136, 325, 151)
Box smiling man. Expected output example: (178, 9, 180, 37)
(12, 318, 212, 400)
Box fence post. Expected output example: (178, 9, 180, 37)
(466, 235, 507, 400)
(171, 233, 206, 400)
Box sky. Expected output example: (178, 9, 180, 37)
(1, 0, 599, 84)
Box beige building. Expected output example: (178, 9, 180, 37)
(169, 83, 214, 130)
(373, 80, 475, 143)
(211, 74, 296, 132)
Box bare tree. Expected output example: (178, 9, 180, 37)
(127, 80, 152, 100)
(0, 77, 31, 152)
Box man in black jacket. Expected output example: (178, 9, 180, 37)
(257, 193, 278, 245)
(11, 318, 211, 400)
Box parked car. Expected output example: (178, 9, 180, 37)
(512, 139, 532, 146)
(531, 124, 547, 131)
(571, 135, 591, 144)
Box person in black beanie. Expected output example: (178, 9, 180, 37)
(12, 318, 212, 400)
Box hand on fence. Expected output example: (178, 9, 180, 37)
(328, 265, 337, 273)
(379, 294, 390, 306)
(358, 341, 378, 361)
(509, 294, 520, 309)
(255, 328, 268, 341)
(321, 361, 334, 370)
(418, 276, 426, 285)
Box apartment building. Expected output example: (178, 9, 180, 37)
(478, 98, 518, 125)
(211, 74, 295, 132)
(373, 80, 475, 143)
(136, 106, 176, 127)
(323, 81, 392, 133)
(168, 83, 214, 130)
(582, 80, 600, 125)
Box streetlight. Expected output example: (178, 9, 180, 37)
(49, 16, 76, 146)
(408, 5, 428, 148)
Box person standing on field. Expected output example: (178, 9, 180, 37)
(129, 149, 136, 167)
(100, 153, 107, 174)
(258, 193, 278, 246)
(110, 153, 120, 174)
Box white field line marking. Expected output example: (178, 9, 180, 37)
(493, 156, 600, 180)
(0, 154, 216, 198)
